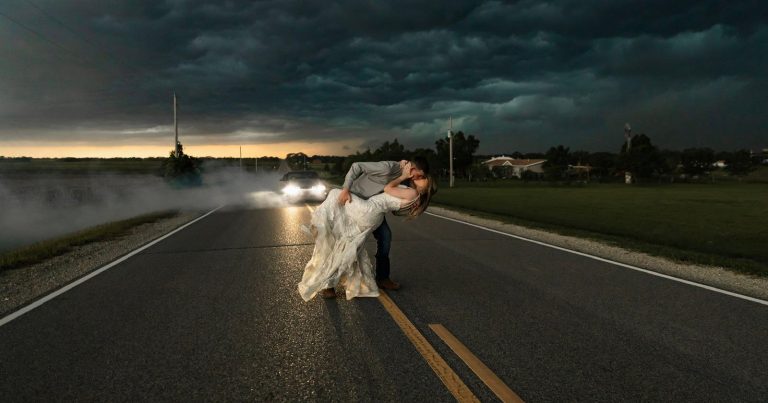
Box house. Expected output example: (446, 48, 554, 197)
(481, 156, 547, 178)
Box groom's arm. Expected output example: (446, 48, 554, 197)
(339, 161, 400, 204)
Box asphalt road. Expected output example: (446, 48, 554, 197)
(2, 204, 767, 402)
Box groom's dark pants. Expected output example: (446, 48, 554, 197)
(372, 216, 392, 281)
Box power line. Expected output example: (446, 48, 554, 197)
(0, 10, 91, 67)
(21, 0, 152, 79)
(0, 6, 153, 93)
(23, 1, 110, 52)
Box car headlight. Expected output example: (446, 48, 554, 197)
(282, 184, 301, 196)
(311, 184, 326, 194)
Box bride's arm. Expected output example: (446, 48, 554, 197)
(384, 164, 418, 201)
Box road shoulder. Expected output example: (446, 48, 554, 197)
(428, 205, 768, 302)
(0, 211, 203, 316)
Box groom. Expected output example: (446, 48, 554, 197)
(319, 157, 430, 298)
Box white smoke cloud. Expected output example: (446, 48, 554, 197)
(0, 169, 289, 252)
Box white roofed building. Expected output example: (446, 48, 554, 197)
(481, 156, 547, 178)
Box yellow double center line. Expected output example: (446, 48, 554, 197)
(430, 324, 524, 403)
(377, 292, 480, 402)
(378, 292, 525, 402)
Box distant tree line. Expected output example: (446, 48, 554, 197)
(5, 131, 762, 185)
(278, 131, 761, 184)
(346, 134, 760, 183)
(539, 134, 760, 183)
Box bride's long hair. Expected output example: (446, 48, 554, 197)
(408, 174, 437, 219)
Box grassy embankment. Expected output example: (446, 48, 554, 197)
(433, 179, 768, 276)
(0, 211, 177, 272)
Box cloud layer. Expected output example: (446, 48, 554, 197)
(1, 0, 766, 154)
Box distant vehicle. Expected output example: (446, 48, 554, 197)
(279, 171, 328, 202)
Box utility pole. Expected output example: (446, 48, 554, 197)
(173, 92, 180, 157)
(624, 123, 632, 184)
(624, 123, 632, 151)
(239, 146, 243, 171)
(255, 157, 258, 173)
(448, 116, 454, 188)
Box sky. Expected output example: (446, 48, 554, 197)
(1, 0, 766, 158)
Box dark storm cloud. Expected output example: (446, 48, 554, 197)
(1, 0, 766, 153)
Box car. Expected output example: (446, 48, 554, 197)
(279, 170, 328, 202)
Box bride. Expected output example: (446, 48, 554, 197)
(298, 163, 435, 301)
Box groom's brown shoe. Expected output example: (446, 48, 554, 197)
(319, 288, 336, 299)
(377, 278, 401, 290)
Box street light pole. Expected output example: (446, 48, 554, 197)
(448, 116, 454, 188)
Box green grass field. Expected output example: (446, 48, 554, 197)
(433, 181, 768, 275)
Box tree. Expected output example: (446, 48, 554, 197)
(286, 152, 309, 170)
(680, 147, 715, 176)
(372, 139, 407, 161)
(332, 158, 343, 174)
(543, 145, 571, 181)
(570, 150, 591, 166)
(162, 143, 202, 186)
(725, 149, 755, 177)
(660, 149, 681, 176)
(435, 131, 480, 178)
(586, 152, 617, 181)
(617, 134, 665, 181)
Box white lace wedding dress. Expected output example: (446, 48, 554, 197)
(298, 188, 411, 301)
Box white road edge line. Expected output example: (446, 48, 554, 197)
(0, 206, 224, 327)
(425, 211, 768, 307)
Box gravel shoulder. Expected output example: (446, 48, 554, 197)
(428, 205, 768, 302)
(0, 211, 203, 316)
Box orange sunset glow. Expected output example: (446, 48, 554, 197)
(0, 140, 362, 158)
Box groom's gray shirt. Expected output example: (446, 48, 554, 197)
(342, 161, 402, 199)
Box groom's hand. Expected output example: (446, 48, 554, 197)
(338, 188, 352, 205)
(400, 162, 414, 180)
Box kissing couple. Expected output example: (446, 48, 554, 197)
(298, 157, 436, 301)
